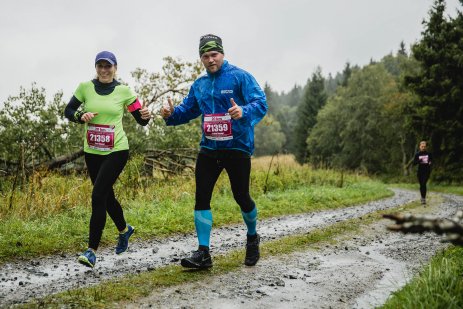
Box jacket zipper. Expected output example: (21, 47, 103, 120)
(211, 75, 216, 148)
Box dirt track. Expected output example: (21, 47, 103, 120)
(1, 189, 461, 308)
(129, 193, 461, 309)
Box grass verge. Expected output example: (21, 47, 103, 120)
(0, 180, 390, 264)
(381, 247, 463, 309)
(19, 198, 422, 308)
(391, 183, 463, 196)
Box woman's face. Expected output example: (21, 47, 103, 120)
(419, 142, 427, 151)
(95, 60, 116, 83)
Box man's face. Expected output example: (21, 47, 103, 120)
(200, 51, 224, 73)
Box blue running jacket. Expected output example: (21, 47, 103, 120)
(165, 60, 267, 155)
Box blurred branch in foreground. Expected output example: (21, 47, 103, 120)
(384, 210, 463, 246)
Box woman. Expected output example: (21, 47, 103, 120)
(413, 140, 432, 205)
(64, 51, 151, 268)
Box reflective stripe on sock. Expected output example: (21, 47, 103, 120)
(194, 210, 213, 247)
(241, 206, 257, 236)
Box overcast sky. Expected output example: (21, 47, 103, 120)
(0, 0, 461, 105)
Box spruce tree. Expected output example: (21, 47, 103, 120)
(404, 0, 463, 181)
(293, 68, 327, 164)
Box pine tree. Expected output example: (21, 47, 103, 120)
(404, 0, 463, 181)
(293, 68, 327, 164)
(340, 62, 352, 87)
(398, 41, 407, 56)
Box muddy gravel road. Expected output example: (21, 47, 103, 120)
(1, 189, 461, 308)
(128, 192, 462, 309)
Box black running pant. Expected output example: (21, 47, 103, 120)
(85, 150, 128, 250)
(418, 170, 430, 199)
(195, 153, 255, 212)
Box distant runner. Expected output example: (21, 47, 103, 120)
(161, 34, 267, 269)
(64, 51, 151, 268)
(413, 141, 432, 205)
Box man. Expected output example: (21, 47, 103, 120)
(161, 34, 267, 268)
(413, 141, 432, 205)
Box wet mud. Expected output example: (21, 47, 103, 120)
(128, 193, 461, 309)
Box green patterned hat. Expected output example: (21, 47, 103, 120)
(199, 34, 224, 56)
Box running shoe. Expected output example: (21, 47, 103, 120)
(245, 234, 260, 266)
(421, 198, 426, 205)
(181, 250, 213, 269)
(116, 224, 135, 254)
(78, 249, 96, 268)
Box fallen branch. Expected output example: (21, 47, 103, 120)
(384, 210, 463, 246)
(144, 148, 197, 177)
(0, 148, 85, 176)
(44, 149, 84, 170)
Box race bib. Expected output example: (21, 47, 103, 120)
(203, 113, 233, 141)
(87, 124, 115, 151)
(419, 155, 429, 164)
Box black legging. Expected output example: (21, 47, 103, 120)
(85, 150, 129, 250)
(418, 170, 430, 199)
(195, 153, 255, 212)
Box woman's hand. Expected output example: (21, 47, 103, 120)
(140, 107, 151, 120)
(81, 112, 98, 122)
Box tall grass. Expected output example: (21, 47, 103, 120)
(0, 154, 390, 262)
(0, 154, 362, 220)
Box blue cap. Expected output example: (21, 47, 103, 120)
(95, 51, 117, 65)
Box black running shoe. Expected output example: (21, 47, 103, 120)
(245, 234, 260, 266)
(181, 250, 213, 269)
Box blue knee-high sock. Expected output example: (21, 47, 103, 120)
(241, 206, 257, 236)
(194, 210, 213, 248)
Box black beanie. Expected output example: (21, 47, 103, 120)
(199, 34, 224, 56)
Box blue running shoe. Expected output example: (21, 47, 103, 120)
(116, 225, 135, 254)
(78, 249, 96, 268)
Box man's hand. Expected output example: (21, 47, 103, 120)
(228, 98, 242, 120)
(81, 112, 98, 123)
(161, 97, 174, 119)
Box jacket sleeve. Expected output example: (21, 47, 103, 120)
(64, 95, 85, 124)
(165, 87, 202, 126)
(239, 72, 267, 126)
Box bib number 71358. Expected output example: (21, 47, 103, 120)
(86, 124, 115, 151)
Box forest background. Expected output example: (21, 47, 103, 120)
(0, 0, 461, 187)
